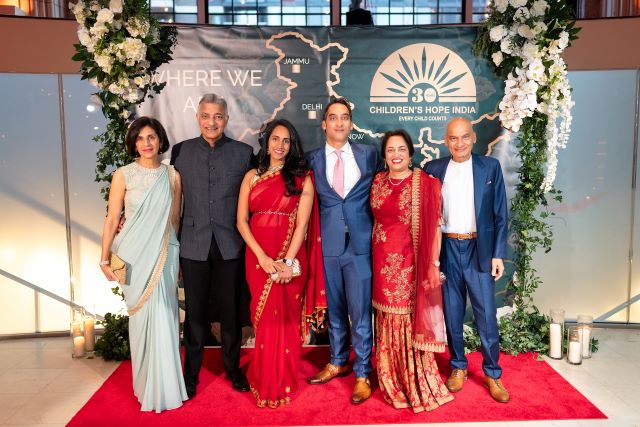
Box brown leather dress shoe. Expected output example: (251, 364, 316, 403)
(445, 368, 467, 393)
(484, 375, 510, 403)
(351, 377, 372, 404)
(307, 363, 349, 385)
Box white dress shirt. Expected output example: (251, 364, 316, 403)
(441, 157, 476, 233)
(325, 142, 361, 197)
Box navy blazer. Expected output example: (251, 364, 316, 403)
(424, 153, 508, 272)
(307, 143, 382, 257)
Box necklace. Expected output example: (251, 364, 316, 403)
(267, 164, 284, 172)
(387, 172, 411, 186)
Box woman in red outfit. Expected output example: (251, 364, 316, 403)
(370, 129, 453, 412)
(237, 119, 326, 408)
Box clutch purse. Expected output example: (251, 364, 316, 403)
(110, 253, 127, 285)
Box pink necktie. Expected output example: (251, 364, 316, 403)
(333, 149, 344, 198)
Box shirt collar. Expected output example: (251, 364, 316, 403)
(198, 133, 229, 149)
(325, 141, 353, 157)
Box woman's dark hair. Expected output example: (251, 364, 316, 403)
(125, 116, 171, 157)
(256, 119, 308, 196)
(380, 129, 415, 159)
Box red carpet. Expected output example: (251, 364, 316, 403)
(68, 347, 606, 426)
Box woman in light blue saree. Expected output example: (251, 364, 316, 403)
(100, 117, 187, 413)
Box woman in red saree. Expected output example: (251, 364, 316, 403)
(371, 129, 453, 412)
(237, 119, 326, 408)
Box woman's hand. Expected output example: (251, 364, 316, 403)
(100, 264, 118, 282)
(275, 264, 293, 283)
(257, 254, 279, 277)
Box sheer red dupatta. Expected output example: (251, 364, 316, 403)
(302, 172, 328, 340)
(411, 169, 447, 352)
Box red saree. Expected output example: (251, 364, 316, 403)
(371, 169, 452, 412)
(246, 170, 326, 408)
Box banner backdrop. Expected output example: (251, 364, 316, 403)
(139, 26, 512, 166)
(139, 25, 517, 307)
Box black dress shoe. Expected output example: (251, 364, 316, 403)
(186, 383, 196, 399)
(226, 371, 250, 392)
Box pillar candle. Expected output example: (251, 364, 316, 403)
(580, 327, 591, 357)
(549, 323, 562, 358)
(568, 341, 581, 364)
(83, 317, 95, 352)
(73, 336, 86, 358)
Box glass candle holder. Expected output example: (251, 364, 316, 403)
(566, 326, 582, 365)
(577, 314, 593, 359)
(83, 313, 96, 353)
(71, 320, 86, 358)
(548, 308, 564, 359)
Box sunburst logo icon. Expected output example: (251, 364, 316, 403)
(370, 43, 476, 104)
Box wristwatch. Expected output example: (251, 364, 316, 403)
(284, 259, 294, 267)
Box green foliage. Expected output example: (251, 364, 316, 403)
(463, 308, 549, 356)
(463, 326, 482, 354)
(94, 312, 130, 361)
(69, 0, 177, 200)
(470, 0, 581, 355)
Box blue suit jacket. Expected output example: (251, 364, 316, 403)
(307, 143, 382, 256)
(424, 153, 508, 272)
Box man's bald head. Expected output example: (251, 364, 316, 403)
(445, 117, 476, 163)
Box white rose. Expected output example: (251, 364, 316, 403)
(500, 37, 513, 55)
(493, 0, 508, 13)
(109, 0, 123, 14)
(558, 31, 570, 50)
(89, 22, 108, 39)
(121, 110, 131, 119)
(492, 51, 504, 66)
(77, 27, 91, 46)
(531, 0, 548, 16)
(96, 8, 114, 24)
(509, 0, 527, 8)
(489, 25, 507, 42)
(95, 54, 113, 73)
(108, 83, 126, 95)
(122, 37, 147, 63)
(71, 1, 84, 17)
(517, 24, 534, 39)
(523, 80, 538, 94)
(514, 7, 530, 23)
(521, 42, 540, 59)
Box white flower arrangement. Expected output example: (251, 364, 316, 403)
(69, 0, 176, 120)
(478, 0, 579, 192)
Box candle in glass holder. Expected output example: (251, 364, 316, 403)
(71, 321, 82, 336)
(73, 336, 86, 358)
(567, 326, 582, 365)
(83, 316, 95, 352)
(577, 314, 593, 359)
(548, 309, 564, 359)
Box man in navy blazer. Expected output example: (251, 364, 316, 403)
(424, 117, 510, 403)
(306, 98, 382, 404)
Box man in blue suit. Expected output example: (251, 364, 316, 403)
(306, 98, 382, 404)
(424, 117, 510, 403)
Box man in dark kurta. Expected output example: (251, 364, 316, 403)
(171, 94, 253, 398)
